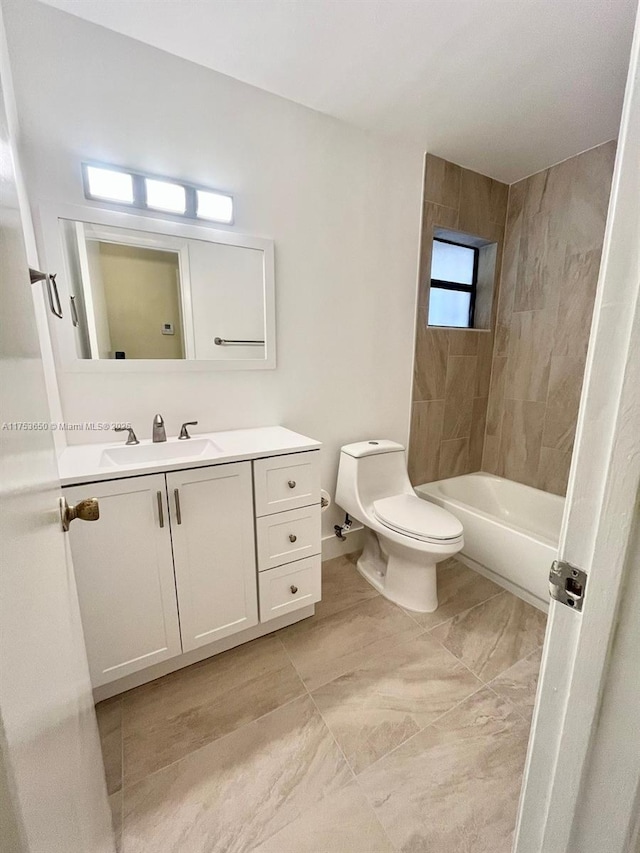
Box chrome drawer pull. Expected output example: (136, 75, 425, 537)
(174, 488, 182, 525)
(287, 480, 296, 489)
(289, 533, 297, 543)
(290, 585, 298, 594)
(157, 491, 164, 528)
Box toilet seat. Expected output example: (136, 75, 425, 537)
(373, 494, 463, 543)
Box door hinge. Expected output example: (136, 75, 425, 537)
(549, 560, 587, 612)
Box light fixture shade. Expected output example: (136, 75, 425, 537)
(145, 178, 186, 214)
(196, 189, 233, 224)
(85, 166, 134, 204)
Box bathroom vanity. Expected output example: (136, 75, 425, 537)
(60, 426, 321, 698)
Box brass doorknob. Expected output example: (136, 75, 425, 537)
(60, 496, 100, 532)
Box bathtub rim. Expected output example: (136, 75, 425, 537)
(416, 471, 563, 549)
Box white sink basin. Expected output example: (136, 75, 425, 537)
(100, 438, 222, 468)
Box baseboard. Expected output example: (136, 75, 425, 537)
(93, 604, 315, 702)
(321, 525, 364, 560)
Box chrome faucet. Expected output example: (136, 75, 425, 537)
(152, 414, 167, 443)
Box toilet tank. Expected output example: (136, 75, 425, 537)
(336, 440, 413, 519)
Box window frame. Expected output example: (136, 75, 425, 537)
(429, 236, 479, 328)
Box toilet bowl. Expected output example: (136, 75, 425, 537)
(335, 440, 463, 612)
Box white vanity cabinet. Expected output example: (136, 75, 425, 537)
(61, 431, 322, 694)
(64, 474, 182, 686)
(166, 463, 258, 652)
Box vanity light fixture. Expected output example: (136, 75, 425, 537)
(84, 165, 134, 205)
(82, 162, 234, 225)
(196, 189, 233, 224)
(144, 178, 187, 214)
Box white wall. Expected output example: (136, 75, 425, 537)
(0, 5, 114, 848)
(4, 0, 424, 539)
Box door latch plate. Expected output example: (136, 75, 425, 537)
(549, 560, 587, 611)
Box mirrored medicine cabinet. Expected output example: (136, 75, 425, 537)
(38, 204, 276, 371)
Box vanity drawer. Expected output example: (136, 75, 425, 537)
(258, 556, 321, 622)
(256, 505, 320, 571)
(253, 451, 320, 516)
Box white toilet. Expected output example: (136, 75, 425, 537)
(336, 440, 464, 612)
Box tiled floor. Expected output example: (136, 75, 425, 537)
(97, 553, 546, 853)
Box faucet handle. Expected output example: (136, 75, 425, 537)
(114, 425, 139, 445)
(178, 421, 198, 440)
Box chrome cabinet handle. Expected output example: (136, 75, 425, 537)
(69, 295, 79, 327)
(47, 273, 63, 319)
(290, 585, 298, 594)
(174, 488, 182, 525)
(288, 480, 296, 489)
(289, 533, 297, 543)
(157, 491, 164, 528)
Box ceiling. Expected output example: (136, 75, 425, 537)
(39, 0, 637, 183)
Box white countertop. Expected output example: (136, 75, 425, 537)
(58, 426, 321, 486)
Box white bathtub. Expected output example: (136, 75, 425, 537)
(416, 473, 564, 611)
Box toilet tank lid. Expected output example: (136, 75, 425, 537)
(341, 440, 405, 458)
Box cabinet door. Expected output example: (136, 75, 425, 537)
(64, 474, 181, 687)
(167, 462, 258, 652)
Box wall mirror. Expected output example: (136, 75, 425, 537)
(38, 204, 276, 371)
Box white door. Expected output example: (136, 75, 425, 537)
(0, 22, 114, 853)
(167, 462, 258, 651)
(515, 9, 640, 852)
(65, 475, 182, 686)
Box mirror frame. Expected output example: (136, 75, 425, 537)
(37, 203, 276, 372)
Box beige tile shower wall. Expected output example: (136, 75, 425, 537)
(409, 155, 508, 485)
(483, 141, 616, 496)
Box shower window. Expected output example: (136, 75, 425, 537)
(428, 238, 478, 328)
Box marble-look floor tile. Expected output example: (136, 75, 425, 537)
(490, 647, 543, 723)
(280, 596, 422, 692)
(358, 687, 530, 853)
(122, 695, 352, 853)
(109, 790, 122, 853)
(95, 697, 122, 795)
(313, 553, 378, 621)
(312, 633, 481, 773)
(407, 557, 502, 630)
(431, 591, 546, 682)
(122, 634, 305, 785)
(250, 782, 394, 853)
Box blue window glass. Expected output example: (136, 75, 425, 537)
(428, 288, 472, 328)
(431, 240, 475, 285)
(428, 237, 477, 328)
